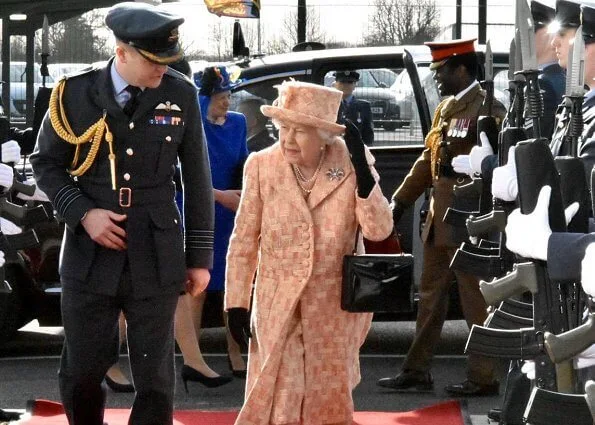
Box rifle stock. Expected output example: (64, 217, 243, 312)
(479, 262, 538, 306)
(544, 313, 595, 364)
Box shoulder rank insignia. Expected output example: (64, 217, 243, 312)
(155, 101, 182, 112)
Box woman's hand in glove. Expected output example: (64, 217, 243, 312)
(344, 120, 375, 198)
(227, 307, 252, 348)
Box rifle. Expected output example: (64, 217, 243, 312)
(465, 324, 543, 359)
(498, 298, 533, 319)
(544, 312, 595, 363)
(524, 386, 593, 425)
(485, 308, 533, 330)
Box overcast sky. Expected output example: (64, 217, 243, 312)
(157, 0, 521, 54)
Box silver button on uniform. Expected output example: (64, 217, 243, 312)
(123, 173, 131, 181)
(126, 148, 134, 156)
(129, 122, 134, 129)
(165, 136, 172, 142)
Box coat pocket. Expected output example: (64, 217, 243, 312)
(149, 205, 186, 286)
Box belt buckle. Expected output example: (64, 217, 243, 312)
(119, 187, 132, 208)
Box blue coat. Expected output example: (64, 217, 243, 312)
(199, 95, 249, 291)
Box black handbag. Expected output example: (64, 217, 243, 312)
(341, 230, 414, 313)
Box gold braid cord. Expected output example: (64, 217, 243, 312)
(425, 98, 451, 179)
(49, 79, 117, 189)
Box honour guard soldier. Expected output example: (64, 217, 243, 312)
(334, 71, 375, 146)
(30, 3, 214, 425)
(377, 39, 505, 396)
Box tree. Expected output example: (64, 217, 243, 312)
(365, 0, 440, 46)
(264, 6, 326, 55)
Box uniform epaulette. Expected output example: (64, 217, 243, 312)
(60, 64, 101, 82)
(165, 67, 196, 88)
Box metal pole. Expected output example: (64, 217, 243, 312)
(258, 18, 261, 54)
(455, 0, 462, 39)
(297, 0, 306, 44)
(1, 20, 11, 120)
(478, 0, 487, 44)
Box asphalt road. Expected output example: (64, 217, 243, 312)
(0, 320, 506, 424)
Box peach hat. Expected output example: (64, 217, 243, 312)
(261, 80, 346, 134)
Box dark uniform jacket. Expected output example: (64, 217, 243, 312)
(31, 58, 214, 299)
(539, 62, 566, 139)
(392, 83, 505, 247)
(338, 97, 374, 146)
(547, 232, 595, 283)
(551, 92, 595, 178)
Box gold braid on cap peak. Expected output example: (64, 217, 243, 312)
(425, 98, 451, 179)
(49, 79, 117, 190)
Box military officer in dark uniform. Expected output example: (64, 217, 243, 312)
(334, 71, 375, 146)
(30, 3, 214, 425)
(377, 39, 505, 396)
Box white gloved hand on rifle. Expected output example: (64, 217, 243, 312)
(1, 140, 21, 164)
(451, 131, 494, 177)
(0, 164, 14, 190)
(581, 243, 595, 297)
(492, 145, 518, 201)
(0, 251, 5, 268)
(505, 185, 579, 261)
(0, 217, 21, 235)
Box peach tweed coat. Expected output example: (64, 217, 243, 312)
(225, 139, 393, 425)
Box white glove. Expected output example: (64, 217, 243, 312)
(521, 360, 535, 380)
(1, 140, 21, 164)
(451, 154, 473, 176)
(470, 131, 494, 175)
(492, 145, 518, 201)
(16, 179, 49, 202)
(0, 217, 21, 235)
(575, 344, 595, 369)
(582, 243, 595, 297)
(505, 185, 552, 260)
(0, 251, 5, 268)
(0, 164, 14, 190)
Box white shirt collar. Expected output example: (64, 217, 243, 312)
(455, 80, 479, 101)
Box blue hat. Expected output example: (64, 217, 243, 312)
(582, 5, 595, 44)
(106, 2, 185, 65)
(552, 0, 581, 31)
(195, 66, 241, 96)
(531, 1, 555, 29)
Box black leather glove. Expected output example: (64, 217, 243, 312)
(391, 198, 407, 225)
(227, 307, 252, 347)
(344, 120, 375, 198)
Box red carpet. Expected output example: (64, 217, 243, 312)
(22, 399, 469, 425)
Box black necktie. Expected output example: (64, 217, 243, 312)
(123, 85, 141, 117)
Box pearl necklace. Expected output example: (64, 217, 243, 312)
(293, 149, 325, 195)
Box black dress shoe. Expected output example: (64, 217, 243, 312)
(377, 370, 434, 392)
(105, 375, 135, 393)
(444, 379, 499, 396)
(227, 355, 247, 379)
(487, 407, 501, 422)
(181, 365, 233, 392)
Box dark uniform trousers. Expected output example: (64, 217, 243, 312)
(401, 243, 495, 384)
(59, 267, 179, 425)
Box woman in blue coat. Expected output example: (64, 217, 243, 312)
(195, 66, 250, 377)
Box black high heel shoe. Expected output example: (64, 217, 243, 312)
(227, 355, 247, 379)
(181, 365, 233, 392)
(105, 375, 135, 393)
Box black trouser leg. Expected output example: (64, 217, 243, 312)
(124, 292, 178, 425)
(59, 285, 120, 425)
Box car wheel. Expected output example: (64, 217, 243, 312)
(0, 265, 30, 344)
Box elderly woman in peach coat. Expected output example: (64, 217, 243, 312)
(224, 80, 393, 425)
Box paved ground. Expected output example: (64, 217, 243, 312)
(1, 321, 504, 424)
